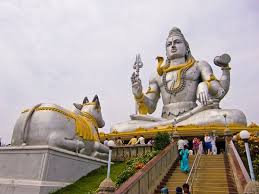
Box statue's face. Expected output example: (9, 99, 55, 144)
(166, 35, 187, 60)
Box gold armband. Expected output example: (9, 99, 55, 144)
(205, 74, 219, 95)
(221, 66, 231, 70)
(145, 87, 157, 94)
(135, 93, 145, 103)
(134, 93, 148, 115)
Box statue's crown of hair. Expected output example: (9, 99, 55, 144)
(168, 27, 183, 37)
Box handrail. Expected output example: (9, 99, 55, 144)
(115, 143, 178, 194)
(190, 153, 202, 193)
(185, 152, 202, 192)
(186, 152, 199, 183)
(227, 140, 251, 193)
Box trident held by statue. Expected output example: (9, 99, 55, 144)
(131, 54, 144, 114)
(131, 54, 143, 84)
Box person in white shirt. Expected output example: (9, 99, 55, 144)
(177, 137, 185, 154)
(107, 139, 116, 147)
(136, 135, 145, 144)
(204, 133, 212, 155)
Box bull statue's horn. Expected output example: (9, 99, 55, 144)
(93, 95, 100, 108)
(73, 103, 83, 110)
(83, 97, 89, 104)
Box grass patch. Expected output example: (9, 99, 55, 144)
(52, 162, 126, 194)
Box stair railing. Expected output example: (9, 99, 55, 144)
(185, 151, 202, 193)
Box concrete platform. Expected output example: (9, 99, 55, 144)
(0, 145, 108, 194)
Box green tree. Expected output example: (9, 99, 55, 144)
(154, 132, 171, 150)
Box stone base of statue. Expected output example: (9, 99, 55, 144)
(0, 145, 107, 194)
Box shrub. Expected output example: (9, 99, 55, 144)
(154, 132, 171, 150)
(115, 150, 159, 186)
(115, 166, 136, 186)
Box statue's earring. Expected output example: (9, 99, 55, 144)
(166, 58, 170, 65)
(165, 58, 170, 68)
(186, 48, 190, 55)
(185, 48, 190, 59)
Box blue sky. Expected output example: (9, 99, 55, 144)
(0, 0, 258, 143)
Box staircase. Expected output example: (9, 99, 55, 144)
(192, 155, 238, 194)
(155, 155, 238, 194)
(166, 156, 195, 192)
(154, 156, 194, 193)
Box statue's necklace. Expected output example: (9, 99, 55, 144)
(162, 58, 195, 95)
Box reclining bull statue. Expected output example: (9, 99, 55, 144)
(11, 95, 109, 159)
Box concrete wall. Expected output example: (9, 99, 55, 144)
(110, 145, 153, 161)
(0, 145, 107, 194)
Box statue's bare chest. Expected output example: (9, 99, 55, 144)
(157, 64, 200, 95)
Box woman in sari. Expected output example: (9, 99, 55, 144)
(180, 145, 189, 173)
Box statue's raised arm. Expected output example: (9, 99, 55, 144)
(131, 54, 161, 115)
(111, 27, 247, 133)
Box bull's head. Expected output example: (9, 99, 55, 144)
(73, 95, 105, 128)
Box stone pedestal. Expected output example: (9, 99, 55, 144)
(244, 181, 259, 194)
(0, 145, 107, 194)
(97, 178, 115, 194)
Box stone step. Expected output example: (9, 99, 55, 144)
(199, 161, 225, 164)
(198, 161, 225, 164)
(200, 156, 224, 158)
(192, 185, 237, 191)
(193, 178, 232, 182)
(168, 175, 188, 180)
(196, 168, 228, 171)
(197, 168, 227, 172)
(199, 160, 225, 163)
(167, 182, 231, 189)
(195, 174, 229, 178)
(197, 164, 226, 168)
(191, 191, 238, 194)
(200, 155, 224, 157)
(199, 159, 224, 162)
(192, 182, 232, 187)
(168, 177, 231, 182)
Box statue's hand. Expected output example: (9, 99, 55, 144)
(131, 72, 143, 98)
(197, 82, 209, 106)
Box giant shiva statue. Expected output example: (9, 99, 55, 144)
(112, 27, 247, 132)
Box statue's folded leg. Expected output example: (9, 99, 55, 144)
(130, 114, 166, 122)
(111, 106, 247, 132)
(111, 120, 157, 132)
(175, 109, 247, 126)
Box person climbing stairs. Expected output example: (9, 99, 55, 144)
(155, 154, 238, 194)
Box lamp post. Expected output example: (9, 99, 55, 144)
(107, 149, 112, 178)
(223, 114, 232, 153)
(240, 130, 255, 181)
(223, 114, 227, 128)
